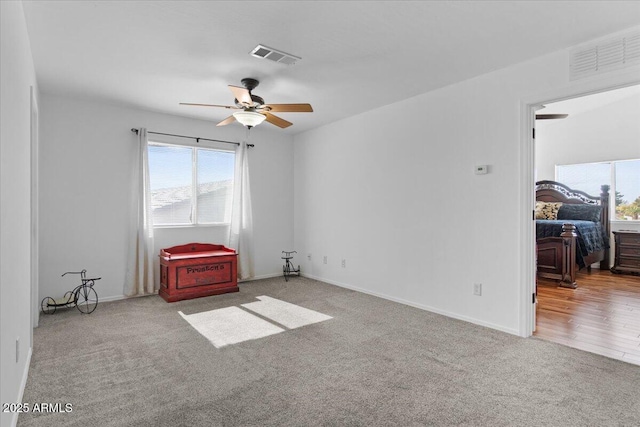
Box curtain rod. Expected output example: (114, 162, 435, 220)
(130, 128, 254, 148)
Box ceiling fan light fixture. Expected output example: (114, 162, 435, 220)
(233, 110, 266, 127)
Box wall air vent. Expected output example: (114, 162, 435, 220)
(250, 44, 300, 66)
(570, 29, 640, 80)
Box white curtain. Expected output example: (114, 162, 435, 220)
(228, 140, 254, 280)
(124, 128, 156, 296)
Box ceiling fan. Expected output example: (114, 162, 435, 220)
(535, 114, 569, 120)
(180, 78, 313, 129)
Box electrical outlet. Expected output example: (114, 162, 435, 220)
(341, 259, 346, 268)
(323, 256, 327, 264)
(307, 253, 312, 261)
(473, 283, 482, 296)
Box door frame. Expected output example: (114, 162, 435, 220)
(30, 86, 39, 335)
(518, 78, 640, 337)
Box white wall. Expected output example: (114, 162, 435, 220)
(293, 35, 640, 335)
(39, 95, 294, 302)
(536, 93, 640, 181)
(1, 1, 38, 426)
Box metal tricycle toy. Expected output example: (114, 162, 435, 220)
(40, 270, 100, 314)
(282, 251, 300, 282)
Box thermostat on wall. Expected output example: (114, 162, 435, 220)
(475, 165, 489, 175)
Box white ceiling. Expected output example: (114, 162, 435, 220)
(22, 1, 640, 135)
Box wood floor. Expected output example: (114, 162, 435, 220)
(535, 269, 640, 366)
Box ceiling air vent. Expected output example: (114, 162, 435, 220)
(250, 44, 300, 66)
(570, 30, 640, 80)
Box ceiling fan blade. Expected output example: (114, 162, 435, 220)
(264, 112, 293, 128)
(535, 114, 568, 120)
(216, 115, 236, 127)
(180, 102, 239, 109)
(229, 85, 252, 106)
(264, 103, 313, 113)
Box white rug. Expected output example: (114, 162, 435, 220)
(242, 296, 333, 329)
(179, 306, 284, 348)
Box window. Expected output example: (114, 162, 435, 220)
(556, 159, 640, 221)
(148, 143, 235, 225)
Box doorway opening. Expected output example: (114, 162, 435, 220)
(531, 85, 640, 365)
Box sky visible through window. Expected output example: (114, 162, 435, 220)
(557, 162, 611, 196)
(148, 144, 234, 190)
(557, 159, 640, 220)
(616, 160, 640, 204)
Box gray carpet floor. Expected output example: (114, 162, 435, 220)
(19, 276, 640, 426)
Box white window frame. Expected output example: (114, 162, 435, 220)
(555, 158, 640, 223)
(148, 141, 235, 228)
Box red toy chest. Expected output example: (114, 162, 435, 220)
(159, 243, 238, 302)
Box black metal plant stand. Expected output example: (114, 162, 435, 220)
(282, 251, 300, 282)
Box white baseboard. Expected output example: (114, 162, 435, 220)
(99, 290, 159, 303)
(99, 274, 284, 301)
(301, 273, 520, 336)
(99, 294, 129, 303)
(12, 347, 33, 427)
(240, 272, 283, 282)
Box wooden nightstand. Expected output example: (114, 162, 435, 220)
(610, 231, 640, 276)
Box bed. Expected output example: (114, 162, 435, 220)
(535, 180, 610, 288)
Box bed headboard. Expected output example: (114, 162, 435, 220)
(535, 180, 610, 235)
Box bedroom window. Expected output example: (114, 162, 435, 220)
(148, 143, 235, 226)
(556, 159, 640, 221)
